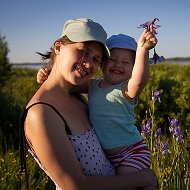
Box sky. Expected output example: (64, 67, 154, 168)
(0, 0, 190, 63)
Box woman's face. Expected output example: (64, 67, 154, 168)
(55, 41, 104, 85)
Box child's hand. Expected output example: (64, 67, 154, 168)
(138, 24, 158, 50)
(37, 67, 49, 84)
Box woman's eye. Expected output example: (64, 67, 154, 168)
(78, 49, 85, 55)
(93, 58, 101, 65)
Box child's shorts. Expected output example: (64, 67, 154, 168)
(107, 139, 151, 170)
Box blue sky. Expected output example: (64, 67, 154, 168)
(0, 0, 190, 63)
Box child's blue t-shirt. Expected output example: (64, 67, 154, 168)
(88, 78, 142, 149)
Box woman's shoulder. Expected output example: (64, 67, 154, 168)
(25, 101, 66, 132)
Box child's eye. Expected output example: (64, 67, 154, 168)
(123, 60, 132, 65)
(107, 57, 116, 62)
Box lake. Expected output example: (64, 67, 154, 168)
(166, 61, 190, 65)
(12, 60, 190, 70)
(12, 63, 44, 70)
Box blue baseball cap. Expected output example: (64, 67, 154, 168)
(61, 18, 110, 56)
(107, 34, 137, 52)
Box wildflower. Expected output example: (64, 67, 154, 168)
(152, 90, 161, 103)
(141, 118, 152, 137)
(137, 18, 161, 35)
(169, 118, 179, 133)
(149, 48, 165, 64)
(153, 141, 160, 152)
(161, 143, 169, 155)
(138, 18, 165, 64)
(170, 118, 178, 127)
(174, 126, 183, 136)
(154, 128, 162, 138)
(169, 118, 183, 143)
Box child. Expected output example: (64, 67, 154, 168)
(37, 29, 157, 176)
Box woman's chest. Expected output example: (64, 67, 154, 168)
(59, 96, 91, 134)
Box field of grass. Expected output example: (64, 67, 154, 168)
(0, 65, 190, 189)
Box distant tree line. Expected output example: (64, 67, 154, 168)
(166, 57, 190, 61)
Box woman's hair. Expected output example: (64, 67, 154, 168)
(36, 36, 74, 69)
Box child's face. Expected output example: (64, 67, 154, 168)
(102, 48, 135, 84)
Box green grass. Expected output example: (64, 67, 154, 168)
(0, 150, 54, 190)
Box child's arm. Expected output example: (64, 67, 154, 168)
(124, 25, 157, 99)
(37, 68, 49, 84)
(37, 67, 92, 93)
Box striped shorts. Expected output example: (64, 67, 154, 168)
(107, 139, 151, 170)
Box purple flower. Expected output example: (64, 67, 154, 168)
(170, 118, 179, 127)
(174, 126, 183, 136)
(149, 48, 165, 64)
(154, 128, 162, 138)
(161, 143, 169, 155)
(141, 118, 152, 137)
(138, 18, 165, 64)
(152, 90, 161, 103)
(153, 141, 160, 152)
(137, 18, 161, 35)
(169, 118, 183, 143)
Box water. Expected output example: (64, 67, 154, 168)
(12, 60, 190, 70)
(12, 63, 43, 70)
(166, 60, 190, 65)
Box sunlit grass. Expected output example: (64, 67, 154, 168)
(141, 90, 190, 189)
(0, 149, 54, 190)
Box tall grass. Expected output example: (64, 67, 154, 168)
(0, 149, 54, 189)
(1, 65, 190, 189)
(141, 90, 190, 189)
(1, 91, 190, 189)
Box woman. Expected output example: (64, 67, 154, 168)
(20, 18, 157, 190)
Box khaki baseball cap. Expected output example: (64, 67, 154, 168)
(61, 18, 110, 56)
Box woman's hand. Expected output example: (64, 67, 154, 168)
(141, 168, 158, 190)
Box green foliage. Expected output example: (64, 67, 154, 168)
(0, 150, 54, 190)
(0, 34, 11, 87)
(141, 91, 190, 189)
(166, 57, 190, 61)
(0, 68, 40, 152)
(135, 63, 190, 130)
(0, 62, 190, 189)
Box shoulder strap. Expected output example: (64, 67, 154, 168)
(75, 94, 88, 107)
(19, 101, 71, 188)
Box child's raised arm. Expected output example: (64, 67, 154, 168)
(124, 25, 157, 99)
